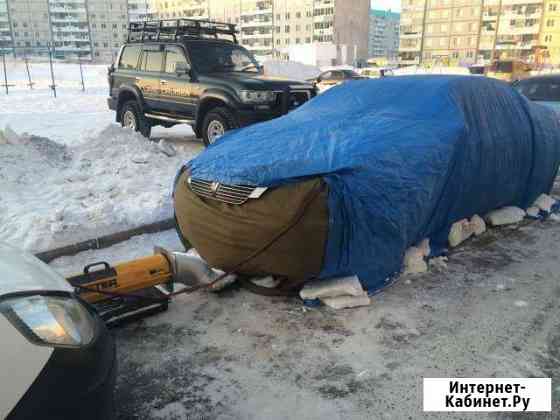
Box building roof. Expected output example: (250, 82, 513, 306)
(370, 9, 400, 19)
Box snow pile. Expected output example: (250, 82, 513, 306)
(263, 60, 320, 81)
(0, 125, 202, 253)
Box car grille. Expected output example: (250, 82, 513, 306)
(187, 177, 257, 205)
(273, 88, 314, 114)
(288, 91, 311, 110)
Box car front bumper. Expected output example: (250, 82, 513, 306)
(7, 307, 117, 420)
(107, 97, 117, 111)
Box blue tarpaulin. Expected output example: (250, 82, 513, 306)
(183, 76, 560, 292)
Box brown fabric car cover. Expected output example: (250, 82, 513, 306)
(174, 171, 329, 282)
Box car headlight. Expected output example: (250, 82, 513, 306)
(0, 294, 95, 348)
(239, 90, 276, 104)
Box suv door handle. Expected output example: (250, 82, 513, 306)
(160, 80, 168, 85)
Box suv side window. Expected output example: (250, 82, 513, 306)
(141, 48, 164, 72)
(119, 45, 141, 70)
(164, 45, 189, 73)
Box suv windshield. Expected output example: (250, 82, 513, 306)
(187, 41, 261, 74)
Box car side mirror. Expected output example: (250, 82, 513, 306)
(175, 62, 191, 77)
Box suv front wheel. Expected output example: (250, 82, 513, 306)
(120, 100, 152, 139)
(202, 107, 238, 146)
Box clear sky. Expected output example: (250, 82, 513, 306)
(371, 0, 401, 12)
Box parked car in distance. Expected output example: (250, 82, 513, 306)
(108, 19, 316, 146)
(513, 75, 560, 113)
(311, 69, 367, 91)
(0, 242, 116, 420)
(360, 67, 394, 78)
(486, 59, 532, 82)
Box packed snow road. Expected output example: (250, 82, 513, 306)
(50, 216, 560, 420)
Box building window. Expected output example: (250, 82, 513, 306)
(285, 25, 290, 33)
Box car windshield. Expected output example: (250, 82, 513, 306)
(342, 70, 361, 78)
(494, 61, 513, 73)
(187, 41, 261, 74)
(515, 80, 560, 102)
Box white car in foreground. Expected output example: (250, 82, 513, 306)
(0, 242, 116, 420)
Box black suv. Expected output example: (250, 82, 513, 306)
(107, 19, 317, 146)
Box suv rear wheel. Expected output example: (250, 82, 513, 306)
(202, 107, 238, 147)
(120, 100, 152, 138)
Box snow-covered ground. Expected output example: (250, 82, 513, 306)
(0, 63, 203, 253)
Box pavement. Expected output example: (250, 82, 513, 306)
(86, 216, 559, 420)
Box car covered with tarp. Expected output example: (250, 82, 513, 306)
(173, 75, 560, 293)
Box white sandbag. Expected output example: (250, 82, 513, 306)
(403, 246, 428, 275)
(299, 275, 364, 300)
(470, 214, 486, 236)
(533, 194, 556, 213)
(485, 206, 526, 226)
(321, 294, 371, 310)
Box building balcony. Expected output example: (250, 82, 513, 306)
(240, 20, 273, 28)
(240, 32, 273, 39)
(497, 25, 539, 35)
(50, 6, 86, 13)
(400, 32, 422, 39)
(501, 0, 542, 5)
(482, 13, 498, 20)
(241, 8, 273, 17)
(399, 45, 422, 52)
(50, 15, 88, 23)
(495, 39, 538, 49)
(399, 57, 421, 65)
(52, 25, 89, 33)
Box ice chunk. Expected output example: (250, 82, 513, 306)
(485, 206, 526, 226)
(403, 246, 428, 274)
(321, 294, 371, 310)
(533, 194, 556, 213)
(300, 275, 364, 300)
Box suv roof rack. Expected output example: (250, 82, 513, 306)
(127, 19, 238, 44)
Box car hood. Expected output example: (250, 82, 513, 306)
(201, 72, 315, 91)
(0, 242, 72, 297)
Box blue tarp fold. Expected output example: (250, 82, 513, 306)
(183, 76, 560, 292)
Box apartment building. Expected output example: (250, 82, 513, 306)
(152, 0, 370, 64)
(368, 9, 400, 60)
(541, 0, 560, 64)
(1, 0, 150, 61)
(399, 0, 557, 66)
(0, 1, 13, 54)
